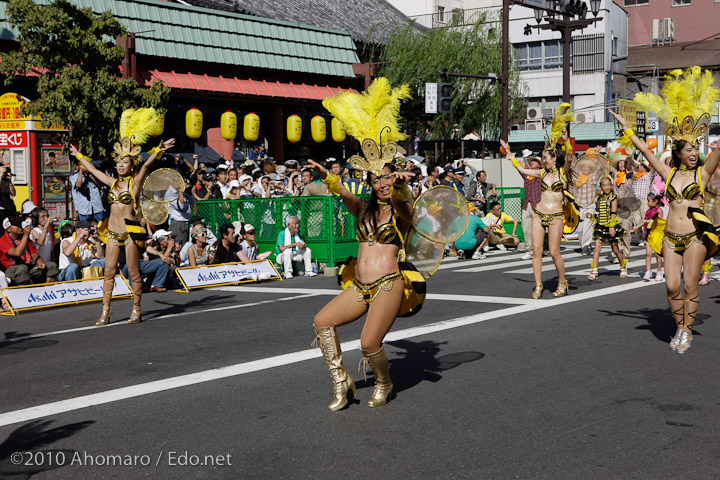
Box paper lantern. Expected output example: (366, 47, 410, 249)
(311, 115, 326, 143)
(221, 111, 237, 140)
(287, 114, 302, 143)
(185, 108, 203, 139)
(331, 118, 346, 143)
(243, 112, 260, 142)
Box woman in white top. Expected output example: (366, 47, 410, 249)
(188, 223, 214, 266)
(30, 208, 56, 263)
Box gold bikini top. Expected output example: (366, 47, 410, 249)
(107, 177, 136, 210)
(355, 206, 402, 247)
(665, 167, 703, 202)
(540, 168, 566, 192)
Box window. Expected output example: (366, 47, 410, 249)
(436, 6, 445, 22)
(515, 41, 563, 71)
(672, 0, 690, 5)
(624, 0, 649, 5)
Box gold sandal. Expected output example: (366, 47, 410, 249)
(128, 304, 143, 324)
(96, 307, 113, 326)
(553, 280, 569, 297)
(532, 283, 543, 299)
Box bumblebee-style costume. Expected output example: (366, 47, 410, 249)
(591, 192, 624, 244)
(105, 176, 147, 249)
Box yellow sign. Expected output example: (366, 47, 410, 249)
(0, 120, 26, 130)
(0, 92, 66, 131)
(618, 99, 647, 130)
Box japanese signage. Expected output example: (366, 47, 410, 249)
(425, 83, 438, 114)
(0, 131, 28, 148)
(0, 92, 28, 130)
(636, 110, 647, 140)
(1, 275, 132, 313)
(618, 99, 647, 139)
(175, 260, 280, 290)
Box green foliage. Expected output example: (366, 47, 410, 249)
(378, 13, 526, 140)
(0, 0, 170, 156)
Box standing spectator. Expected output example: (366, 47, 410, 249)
(70, 163, 106, 222)
(517, 154, 543, 260)
(216, 165, 232, 198)
(440, 168, 454, 186)
(484, 201, 520, 250)
(301, 170, 329, 196)
(450, 168, 466, 195)
(0, 164, 16, 215)
(423, 165, 441, 189)
(0, 216, 59, 284)
(30, 207, 57, 264)
(573, 156, 603, 256)
(469, 171, 496, 216)
(612, 155, 636, 259)
(275, 215, 315, 279)
(631, 161, 655, 247)
(170, 153, 195, 178)
(168, 184, 193, 244)
(343, 168, 371, 196)
(212, 223, 242, 264)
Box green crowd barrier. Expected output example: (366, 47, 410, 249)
(195, 196, 360, 267)
(195, 187, 527, 266)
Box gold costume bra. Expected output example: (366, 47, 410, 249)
(107, 177, 136, 208)
(540, 169, 565, 193)
(666, 168, 703, 202)
(356, 215, 402, 247)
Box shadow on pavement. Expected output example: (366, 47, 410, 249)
(142, 294, 237, 320)
(0, 332, 58, 356)
(0, 419, 94, 478)
(599, 307, 707, 343)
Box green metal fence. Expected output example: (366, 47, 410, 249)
(195, 187, 526, 265)
(195, 196, 360, 267)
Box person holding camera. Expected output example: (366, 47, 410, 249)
(58, 221, 90, 281)
(30, 208, 58, 264)
(70, 163, 106, 222)
(0, 164, 16, 215)
(0, 216, 59, 285)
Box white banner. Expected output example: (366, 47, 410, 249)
(176, 260, 280, 290)
(1, 275, 132, 312)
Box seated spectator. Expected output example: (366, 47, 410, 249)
(275, 216, 315, 279)
(123, 229, 173, 292)
(58, 221, 96, 281)
(238, 223, 270, 262)
(30, 207, 57, 264)
(212, 223, 242, 264)
(484, 201, 520, 251)
(454, 204, 491, 259)
(187, 223, 213, 266)
(0, 216, 59, 284)
(468, 170, 497, 216)
(180, 216, 214, 266)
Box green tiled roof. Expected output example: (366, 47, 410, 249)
(0, 0, 359, 77)
(509, 122, 618, 144)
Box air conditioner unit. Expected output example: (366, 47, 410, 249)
(652, 19, 663, 41)
(576, 112, 592, 123)
(664, 18, 675, 40)
(525, 120, 543, 130)
(527, 107, 542, 120)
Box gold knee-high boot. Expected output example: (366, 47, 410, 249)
(361, 346, 393, 407)
(313, 325, 356, 411)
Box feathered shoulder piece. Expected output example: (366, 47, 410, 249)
(323, 78, 412, 176)
(634, 66, 719, 148)
(114, 108, 164, 164)
(546, 103, 574, 151)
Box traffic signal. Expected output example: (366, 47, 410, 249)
(438, 83, 452, 114)
(524, 24, 532, 36)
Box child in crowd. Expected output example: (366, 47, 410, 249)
(587, 177, 627, 280)
(630, 193, 665, 282)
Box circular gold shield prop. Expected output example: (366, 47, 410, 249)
(404, 229, 444, 278)
(572, 153, 609, 185)
(412, 186, 470, 243)
(703, 193, 720, 226)
(706, 170, 720, 196)
(141, 198, 170, 225)
(142, 168, 186, 203)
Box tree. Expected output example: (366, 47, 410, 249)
(0, 0, 170, 156)
(378, 13, 526, 140)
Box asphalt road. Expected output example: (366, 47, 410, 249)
(1, 246, 719, 480)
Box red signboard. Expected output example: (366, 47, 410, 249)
(0, 131, 28, 148)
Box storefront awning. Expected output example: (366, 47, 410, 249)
(143, 69, 357, 101)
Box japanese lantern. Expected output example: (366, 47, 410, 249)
(331, 117, 346, 143)
(221, 111, 237, 140)
(287, 114, 302, 143)
(311, 115, 326, 143)
(244, 112, 260, 142)
(185, 108, 203, 139)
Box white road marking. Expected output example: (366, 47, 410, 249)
(0, 279, 660, 428)
(452, 252, 583, 273)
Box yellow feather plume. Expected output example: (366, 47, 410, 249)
(550, 103, 574, 142)
(322, 77, 412, 144)
(634, 66, 720, 124)
(118, 108, 162, 146)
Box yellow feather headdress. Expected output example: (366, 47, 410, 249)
(322, 78, 412, 176)
(546, 102, 574, 152)
(634, 66, 719, 149)
(113, 108, 164, 164)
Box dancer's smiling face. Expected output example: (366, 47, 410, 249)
(369, 166, 393, 201)
(116, 156, 133, 176)
(542, 151, 556, 170)
(677, 141, 699, 168)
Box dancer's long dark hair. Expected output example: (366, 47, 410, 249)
(360, 163, 396, 232)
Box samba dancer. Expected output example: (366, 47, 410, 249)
(70, 109, 174, 326)
(609, 66, 720, 354)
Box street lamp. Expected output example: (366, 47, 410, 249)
(534, 8, 543, 24)
(590, 0, 601, 17)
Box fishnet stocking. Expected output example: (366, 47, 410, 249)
(313, 277, 404, 352)
(125, 241, 143, 306)
(662, 238, 706, 330)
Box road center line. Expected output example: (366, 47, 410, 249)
(0, 279, 659, 428)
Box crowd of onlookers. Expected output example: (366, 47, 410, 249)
(0, 145, 507, 295)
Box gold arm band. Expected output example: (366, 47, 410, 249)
(511, 158, 520, 168)
(147, 146, 161, 155)
(624, 128, 636, 137)
(322, 172, 342, 195)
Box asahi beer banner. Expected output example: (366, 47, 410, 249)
(176, 260, 280, 289)
(1, 275, 131, 312)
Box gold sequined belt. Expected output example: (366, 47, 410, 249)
(664, 230, 700, 253)
(533, 209, 564, 227)
(352, 271, 403, 304)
